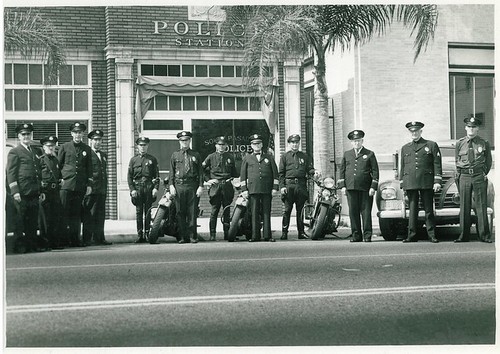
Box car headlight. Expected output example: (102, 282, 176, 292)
(447, 182, 460, 205)
(321, 189, 332, 199)
(323, 177, 335, 189)
(380, 187, 397, 200)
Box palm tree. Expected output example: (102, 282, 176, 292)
(224, 5, 438, 175)
(4, 8, 66, 84)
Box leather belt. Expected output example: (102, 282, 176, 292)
(134, 177, 152, 184)
(286, 178, 306, 184)
(458, 167, 483, 175)
(42, 182, 58, 189)
(176, 178, 197, 185)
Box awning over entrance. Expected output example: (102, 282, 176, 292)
(134, 75, 278, 134)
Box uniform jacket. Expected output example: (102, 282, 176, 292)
(90, 150, 108, 195)
(202, 151, 238, 181)
(6, 144, 41, 197)
(338, 147, 379, 191)
(40, 153, 62, 193)
(240, 152, 279, 194)
(58, 141, 93, 192)
(278, 150, 315, 189)
(127, 153, 160, 191)
(400, 138, 442, 190)
(455, 135, 492, 174)
(169, 148, 204, 188)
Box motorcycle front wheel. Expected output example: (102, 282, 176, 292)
(149, 207, 167, 244)
(311, 205, 328, 240)
(228, 207, 243, 241)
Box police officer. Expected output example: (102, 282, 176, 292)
(240, 134, 279, 242)
(338, 130, 379, 242)
(399, 121, 442, 243)
(169, 131, 204, 244)
(454, 116, 493, 243)
(83, 130, 112, 246)
(202, 136, 238, 241)
(6, 123, 43, 253)
(128, 137, 159, 243)
(39, 135, 64, 249)
(279, 134, 318, 240)
(58, 122, 93, 247)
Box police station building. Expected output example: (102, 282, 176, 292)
(4, 5, 494, 220)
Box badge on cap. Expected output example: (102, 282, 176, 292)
(354, 130, 358, 135)
(412, 121, 416, 125)
(470, 117, 475, 123)
(23, 124, 29, 129)
(49, 137, 54, 141)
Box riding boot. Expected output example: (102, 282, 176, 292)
(280, 230, 288, 240)
(209, 231, 216, 241)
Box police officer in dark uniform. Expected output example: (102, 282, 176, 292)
(278, 134, 318, 240)
(169, 131, 204, 244)
(399, 121, 442, 243)
(338, 130, 379, 242)
(202, 136, 238, 241)
(39, 135, 64, 249)
(58, 122, 93, 247)
(240, 133, 279, 242)
(128, 137, 160, 243)
(83, 129, 112, 246)
(454, 116, 493, 243)
(6, 123, 43, 253)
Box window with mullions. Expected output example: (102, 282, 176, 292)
(4, 63, 90, 112)
(150, 95, 261, 112)
(140, 64, 243, 78)
(448, 44, 494, 147)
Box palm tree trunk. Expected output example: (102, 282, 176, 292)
(313, 52, 332, 177)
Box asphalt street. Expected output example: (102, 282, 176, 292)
(4, 231, 496, 349)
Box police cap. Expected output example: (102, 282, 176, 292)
(347, 130, 365, 140)
(215, 136, 228, 145)
(88, 129, 104, 139)
(249, 134, 262, 143)
(287, 134, 301, 143)
(40, 135, 58, 146)
(464, 116, 482, 127)
(15, 123, 34, 134)
(177, 131, 193, 141)
(136, 137, 150, 145)
(70, 122, 87, 132)
(405, 121, 425, 131)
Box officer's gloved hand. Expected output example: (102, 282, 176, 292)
(433, 183, 441, 192)
(131, 190, 138, 198)
(196, 186, 203, 198)
(280, 187, 287, 195)
(314, 170, 321, 180)
(369, 188, 375, 197)
(342, 187, 347, 195)
(241, 191, 249, 199)
(152, 188, 158, 198)
(208, 179, 218, 186)
(169, 185, 176, 197)
(13, 193, 21, 203)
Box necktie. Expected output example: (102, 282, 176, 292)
(184, 150, 190, 173)
(468, 140, 474, 165)
(256, 153, 261, 162)
(293, 152, 298, 168)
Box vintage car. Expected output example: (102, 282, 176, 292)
(376, 140, 495, 240)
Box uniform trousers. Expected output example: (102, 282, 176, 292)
(134, 182, 155, 235)
(40, 189, 62, 247)
(406, 189, 436, 240)
(175, 183, 198, 242)
(60, 190, 85, 246)
(82, 193, 106, 244)
(458, 173, 490, 241)
(209, 182, 234, 237)
(346, 190, 373, 241)
(250, 193, 272, 240)
(281, 183, 308, 234)
(13, 194, 40, 250)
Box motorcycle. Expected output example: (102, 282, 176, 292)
(302, 176, 342, 240)
(148, 177, 180, 244)
(223, 178, 254, 242)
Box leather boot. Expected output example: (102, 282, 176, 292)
(209, 231, 216, 241)
(223, 224, 229, 240)
(280, 230, 288, 240)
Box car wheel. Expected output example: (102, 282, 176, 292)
(379, 218, 405, 241)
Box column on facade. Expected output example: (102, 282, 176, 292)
(283, 60, 302, 143)
(114, 57, 136, 219)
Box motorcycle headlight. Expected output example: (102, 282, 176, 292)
(381, 187, 397, 200)
(323, 177, 335, 189)
(321, 189, 332, 199)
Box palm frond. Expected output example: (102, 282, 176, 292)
(4, 8, 66, 84)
